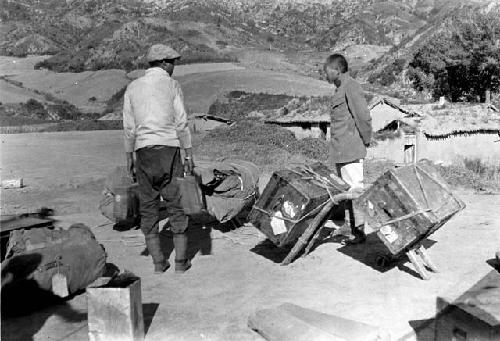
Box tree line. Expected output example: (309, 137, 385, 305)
(407, 11, 500, 102)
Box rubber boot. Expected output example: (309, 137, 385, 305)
(145, 235, 170, 273)
(173, 233, 191, 273)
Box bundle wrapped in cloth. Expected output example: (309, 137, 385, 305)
(194, 159, 260, 223)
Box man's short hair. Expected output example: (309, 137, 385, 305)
(325, 54, 348, 73)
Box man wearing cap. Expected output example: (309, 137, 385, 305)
(123, 44, 194, 273)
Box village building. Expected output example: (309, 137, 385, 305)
(261, 97, 331, 139)
(263, 96, 421, 141)
(264, 110, 330, 140)
(188, 113, 233, 133)
(368, 96, 422, 132)
(411, 102, 500, 166)
(368, 102, 500, 166)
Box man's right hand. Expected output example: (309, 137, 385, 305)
(126, 152, 136, 181)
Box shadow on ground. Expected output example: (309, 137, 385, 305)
(250, 239, 292, 264)
(140, 212, 215, 261)
(336, 236, 437, 279)
(1, 254, 86, 341)
(140, 209, 256, 262)
(143, 302, 160, 336)
(486, 258, 500, 272)
(249, 222, 438, 278)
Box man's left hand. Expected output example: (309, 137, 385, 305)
(126, 152, 136, 181)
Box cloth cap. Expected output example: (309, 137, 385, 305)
(146, 44, 181, 62)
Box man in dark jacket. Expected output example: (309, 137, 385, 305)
(323, 53, 372, 244)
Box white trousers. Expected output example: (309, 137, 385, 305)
(336, 159, 364, 189)
(336, 159, 369, 232)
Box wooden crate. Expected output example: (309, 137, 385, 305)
(87, 275, 144, 341)
(434, 270, 500, 340)
(354, 162, 465, 257)
(249, 163, 348, 247)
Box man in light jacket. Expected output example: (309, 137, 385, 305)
(323, 53, 372, 244)
(123, 44, 194, 273)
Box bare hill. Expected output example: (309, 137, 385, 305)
(3, 0, 498, 74)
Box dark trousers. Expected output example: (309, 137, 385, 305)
(135, 145, 188, 237)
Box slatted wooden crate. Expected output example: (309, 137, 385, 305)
(249, 163, 349, 247)
(354, 161, 465, 257)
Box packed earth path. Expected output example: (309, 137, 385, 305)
(1, 130, 499, 341)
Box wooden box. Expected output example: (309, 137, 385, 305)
(354, 162, 465, 257)
(434, 270, 500, 340)
(249, 163, 349, 247)
(87, 275, 144, 341)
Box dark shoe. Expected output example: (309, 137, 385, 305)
(175, 259, 191, 273)
(340, 232, 367, 245)
(154, 260, 171, 274)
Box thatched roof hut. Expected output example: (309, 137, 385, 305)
(188, 113, 233, 132)
(404, 103, 500, 139)
(263, 97, 330, 124)
(368, 97, 423, 132)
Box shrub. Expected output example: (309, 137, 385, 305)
(206, 121, 296, 148)
(26, 99, 45, 112)
(105, 86, 127, 113)
(41, 120, 122, 132)
(463, 157, 489, 176)
(205, 121, 330, 161)
(47, 101, 82, 120)
(368, 58, 407, 86)
(434, 161, 500, 192)
(288, 137, 328, 160)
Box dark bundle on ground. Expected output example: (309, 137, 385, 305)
(207, 91, 296, 121)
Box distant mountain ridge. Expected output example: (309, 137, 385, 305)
(0, 0, 498, 73)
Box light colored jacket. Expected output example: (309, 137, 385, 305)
(122, 67, 192, 152)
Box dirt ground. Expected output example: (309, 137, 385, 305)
(1, 131, 499, 341)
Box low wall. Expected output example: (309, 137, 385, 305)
(368, 133, 500, 166)
(419, 133, 500, 166)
